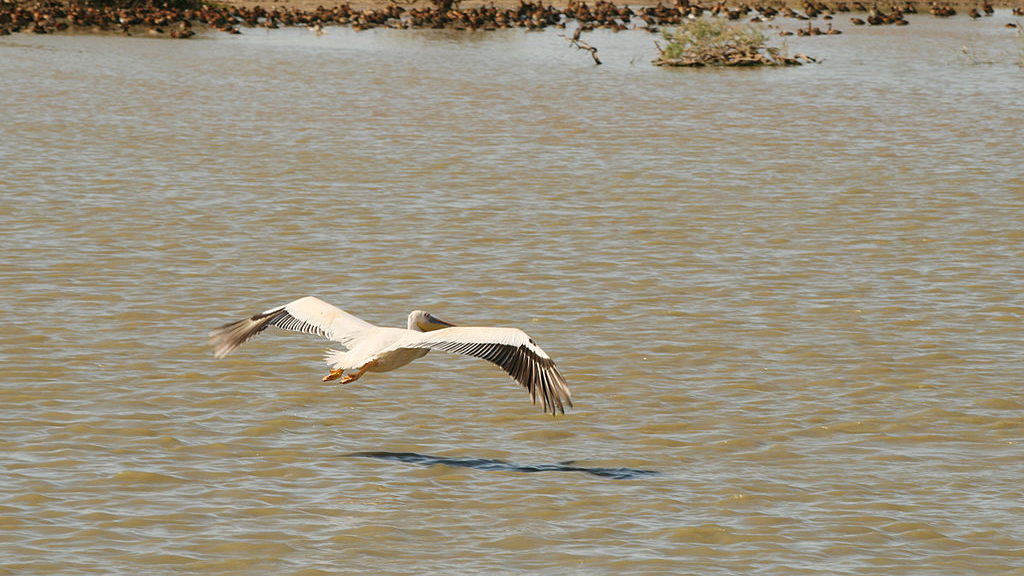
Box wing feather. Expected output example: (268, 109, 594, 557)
(384, 327, 573, 416)
(209, 296, 375, 359)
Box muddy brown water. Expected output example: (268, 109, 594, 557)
(2, 16, 1023, 573)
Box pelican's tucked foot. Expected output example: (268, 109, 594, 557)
(322, 368, 346, 382)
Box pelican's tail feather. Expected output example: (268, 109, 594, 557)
(324, 349, 351, 370)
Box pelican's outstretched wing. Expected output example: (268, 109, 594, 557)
(382, 327, 573, 415)
(209, 296, 375, 359)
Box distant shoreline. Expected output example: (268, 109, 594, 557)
(2, 0, 1020, 37)
(217, 0, 1022, 11)
(6, 0, 1024, 10)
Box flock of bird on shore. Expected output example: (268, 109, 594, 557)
(1, 0, 1021, 37)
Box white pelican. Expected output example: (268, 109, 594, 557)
(209, 297, 572, 415)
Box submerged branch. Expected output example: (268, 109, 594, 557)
(559, 27, 602, 65)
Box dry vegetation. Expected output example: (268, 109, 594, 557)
(653, 17, 814, 65)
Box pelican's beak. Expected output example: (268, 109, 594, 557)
(422, 314, 456, 331)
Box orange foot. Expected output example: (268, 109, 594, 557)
(322, 368, 346, 382)
(335, 361, 375, 385)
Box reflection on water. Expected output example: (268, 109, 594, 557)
(2, 15, 1023, 574)
(346, 451, 661, 479)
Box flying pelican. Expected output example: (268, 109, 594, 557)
(209, 297, 572, 415)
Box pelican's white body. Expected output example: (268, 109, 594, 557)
(325, 327, 430, 373)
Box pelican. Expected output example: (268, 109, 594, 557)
(209, 297, 572, 415)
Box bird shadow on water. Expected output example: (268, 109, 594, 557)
(344, 451, 660, 480)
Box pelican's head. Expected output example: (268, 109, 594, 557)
(408, 310, 456, 332)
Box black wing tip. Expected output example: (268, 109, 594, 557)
(530, 367, 571, 417)
(208, 312, 279, 359)
(542, 397, 571, 417)
(509, 345, 571, 416)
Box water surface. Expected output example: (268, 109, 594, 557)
(2, 16, 1023, 573)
